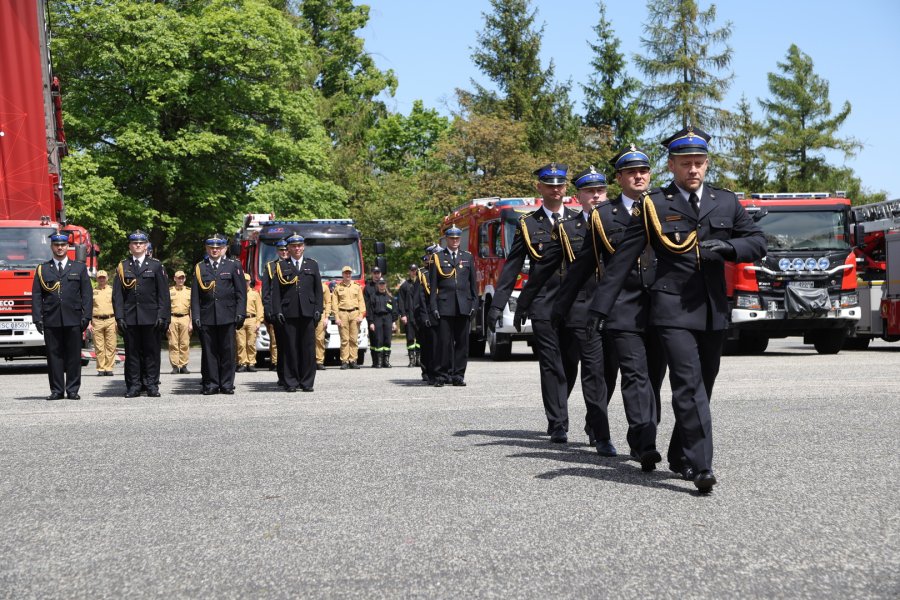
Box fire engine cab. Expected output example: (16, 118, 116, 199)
(726, 192, 860, 355)
(441, 196, 581, 360)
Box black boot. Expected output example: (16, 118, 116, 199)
(372, 351, 382, 368)
(414, 349, 421, 367)
(383, 351, 392, 368)
(408, 350, 416, 367)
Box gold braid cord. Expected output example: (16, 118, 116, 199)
(266, 261, 274, 279)
(418, 270, 430, 295)
(37, 264, 60, 293)
(590, 210, 616, 255)
(518, 215, 543, 261)
(558, 223, 575, 264)
(276, 262, 298, 285)
(194, 263, 216, 292)
(117, 261, 136, 289)
(433, 255, 456, 279)
(643, 195, 698, 255)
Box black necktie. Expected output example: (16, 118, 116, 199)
(451, 252, 456, 262)
(689, 193, 700, 216)
(57, 261, 63, 272)
(551, 212, 560, 227)
(135, 260, 141, 271)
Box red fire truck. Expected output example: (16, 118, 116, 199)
(845, 198, 900, 348)
(441, 196, 581, 360)
(234, 216, 382, 365)
(1, 0, 97, 363)
(725, 193, 860, 355)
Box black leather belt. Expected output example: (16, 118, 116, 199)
(93, 314, 114, 319)
(246, 314, 256, 318)
(172, 313, 189, 317)
(339, 307, 358, 311)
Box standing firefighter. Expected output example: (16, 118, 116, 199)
(368, 278, 399, 368)
(91, 269, 117, 377)
(271, 234, 323, 392)
(315, 279, 333, 371)
(167, 270, 192, 374)
(429, 226, 477, 387)
(113, 230, 170, 398)
(332, 265, 365, 370)
(262, 239, 289, 385)
(191, 234, 247, 395)
(397, 264, 421, 367)
(32, 232, 92, 400)
(236, 273, 264, 372)
(414, 246, 440, 385)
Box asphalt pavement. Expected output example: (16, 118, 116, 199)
(1, 338, 898, 598)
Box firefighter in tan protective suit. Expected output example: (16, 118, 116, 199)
(236, 273, 265, 372)
(316, 279, 333, 370)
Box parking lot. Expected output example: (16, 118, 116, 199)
(1, 338, 898, 598)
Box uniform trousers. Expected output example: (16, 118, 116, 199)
(405, 320, 419, 352)
(199, 323, 237, 392)
(267, 321, 278, 364)
(559, 325, 611, 441)
(167, 315, 191, 368)
(281, 316, 316, 389)
(418, 320, 438, 382)
(657, 327, 724, 473)
(268, 321, 286, 386)
(315, 315, 328, 364)
(92, 317, 118, 372)
(45, 325, 83, 395)
(603, 329, 662, 455)
(370, 314, 393, 353)
(436, 315, 469, 383)
(235, 320, 258, 366)
(604, 327, 666, 423)
(123, 325, 161, 394)
(337, 309, 360, 364)
(531, 319, 569, 434)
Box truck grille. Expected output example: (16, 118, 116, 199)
(0, 296, 32, 313)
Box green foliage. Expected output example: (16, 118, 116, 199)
(715, 96, 768, 193)
(636, 0, 734, 133)
(583, 2, 648, 150)
(367, 101, 451, 174)
(759, 44, 862, 192)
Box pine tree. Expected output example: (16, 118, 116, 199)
(582, 2, 647, 151)
(635, 0, 733, 134)
(717, 96, 768, 193)
(759, 44, 861, 191)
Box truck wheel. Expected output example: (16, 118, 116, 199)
(813, 330, 845, 355)
(842, 336, 871, 350)
(738, 334, 768, 355)
(489, 330, 512, 361)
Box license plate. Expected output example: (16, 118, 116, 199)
(788, 280, 815, 288)
(0, 321, 30, 330)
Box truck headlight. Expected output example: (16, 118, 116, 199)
(735, 293, 762, 310)
(840, 293, 858, 308)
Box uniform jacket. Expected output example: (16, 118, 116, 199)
(112, 256, 171, 326)
(31, 259, 92, 328)
(169, 286, 191, 317)
(369, 291, 399, 319)
(591, 183, 766, 331)
(411, 267, 432, 326)
(429, 247, 477, 317)
(261, 259, 277, 320)
(321, 281, 334, 320)
(245, 288, 265, 327)
(190, 257, 247, 326)
(397, 278, 417, 318)
(490, 206, 579, 320)
(332, 281, 365, 314)
(92, 285, 114, 320)
(271, 256, 323, 319)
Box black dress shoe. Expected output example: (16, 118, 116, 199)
(316, 364, 326, 371)
(202, 389, 217, 396)
(171, 367, 180, 374)
(433, 381, 444, 388)
(286, 387, 298, 393)
(638, 450, 662, 472)
(220, 388, 235, 395)
(67, 394, 81, 400)
(694, 470, 717, 493)
(340, 363, 349, 370)
(180, 367, 190, 374)
(452, 380, 466, 387)
(147, 390, 161, 398)
(246, 366, 256, 373)
(236, 365, 246, 373)
(124, 392, 140, 398)
(301, 387, 314, 392)
(678, 465, 696, 481)
(349, 363, 360, 369)
(549, 428, 568, 444)
(595, 440, 617, 457)
(46, 393, 64, 401)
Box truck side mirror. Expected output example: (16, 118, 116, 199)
(74, 244, 87, 262)
(376, 256, 388, 274)
(374, 241, 386, 255)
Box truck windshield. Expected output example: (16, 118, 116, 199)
(258, 238, 362, 278)
(0, 228, 53, 268)
(755, 210, 849, 251)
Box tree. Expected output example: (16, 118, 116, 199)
(52, 0, 337, 264)
(716, 96, 768, 193)
(582, 2, 648, 150)
(468, 0, 579, 152)
(635, 0, 734, 134)
(366, 101, 451, 175)
(759, 44, 861, 191)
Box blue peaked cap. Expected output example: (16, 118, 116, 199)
(572, 166, 607, 189)
(444, 226, 462, 238)
(533, 162, 568, 184)
(286, 234, 305, 245)
(48, 232, 69, 243)
(610, 146, 651, 171)
(661, 126, 711, 155)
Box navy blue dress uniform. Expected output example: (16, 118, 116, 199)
(270, 235, 324, 392)
(515, 167, 619, 455)
(397, 265, 421, 367)
(190, 235, 247, 395)
(31, 232, 93, 400)
(414, 246, 440, 385)
(428, 228, 477, 386)
(589, 128, 766, 492)
(368, 279, 399, 368)
(112, 230, 171, 397)
(488, 163, 579, 441)
(261, 239, 288, 386)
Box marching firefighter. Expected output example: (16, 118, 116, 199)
(236, 273, 264, 372)
(315, 279, 333, 370)
(368, 277, 399, 368)
(191, 234, 247, 395)
(112, 230, 170, 398)
(167, 270, 192, 374)
(32, 232, 93, 400)
(332, 265, 365, 370)
(397, 264, 421, 367)
(91, 270, 117, 377)
(414, 245, 440, 384)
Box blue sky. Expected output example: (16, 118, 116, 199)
(362, 0, 900, 198)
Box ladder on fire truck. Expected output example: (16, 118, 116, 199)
(852, 198, 900, 278)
